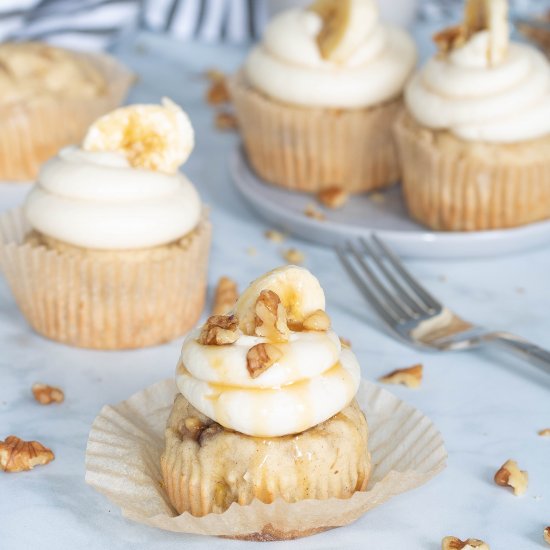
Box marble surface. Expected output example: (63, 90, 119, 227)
(1, 32, 550, 550)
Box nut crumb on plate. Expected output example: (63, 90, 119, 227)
(0, 435, 54, 473)
(544, 526, 550, 545)
(215, 111, 238, 130)
(304, 203, 326, 221)
(538, 428, 550, 437)
(282, 248, 305, 265)
(32, 383, 64, 405)
(246, 246, 257, 256)
(264, 229, 285, 243)
(494, 459, 528, 496)
(441, 536, 489, 550)
(205, 75, 230, 105)
(379, 364, 423, 388)
(317, 186, 349, 209)
(212, 276, 238, 315)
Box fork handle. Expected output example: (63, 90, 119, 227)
(488, 332, 550, 374)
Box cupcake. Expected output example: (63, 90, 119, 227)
(395, 0, 550, 231)
(0, 99, 211, 349)
(229, 0, 416, 193)
(161, 266, 369, 527)
(0, 42, 133, 181)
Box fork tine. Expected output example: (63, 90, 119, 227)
(347, 240, 413, 321)
(371, 234, 441, 311)
(335, 244, 400, 327)
(359, 237, 430, 315)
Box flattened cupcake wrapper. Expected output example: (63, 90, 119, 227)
(394, 112, 550, 231)
(229, 73, 402, 194)
(85, 379, 447, 541)
(0, 209, 211, 349)
(0, 52, 134, 182)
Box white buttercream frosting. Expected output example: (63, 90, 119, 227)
(177, 327, 360, 438)
(24, 147, 201, 250)
(244, 6, 416, 109)
(406, 31, 550, 143)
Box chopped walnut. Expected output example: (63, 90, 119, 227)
(206, 77, 230, 105)
(433, 25, 468, 54)
(379, 364, 423, 388)
(494, 459, 528, 496)
(247, 343, 283, 379)
(0, 435, 54, 473)
(32, 383, 64, 405)
(254, 290, 289, 343)
(538, 428, 550, 437)
(198, 315, 239, 345)
(544, 526, 550, 545)
(215, 111, 238, 131)
(304, 203, 326, 221)
(303, 310, 331, 331)
(264, 229, 285, 243)
(442, 536, 490, 550)
(339, 336, 352, 348)
(282, 248, 305, 265)
(318, 186, 349, 209)
(212, 276, 238, 316)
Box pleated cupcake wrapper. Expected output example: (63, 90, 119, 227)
(0, 209, 211, 349)
(0, 52, 134, 182)
(229, 73, 402, 194)
(85, 379, 447, 541)
(394, 113, 550, 231)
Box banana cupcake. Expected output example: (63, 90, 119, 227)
(161, 266, 370, 529)
(0, 42, 133, 181)
(0, 99, 211, 349)
(229, 0, 416, 193)
(395, 0, 550, 231)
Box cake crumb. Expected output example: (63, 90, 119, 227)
(215, 112, 238, 131)
(246, 247, 257, 257)
(379, 364, 423, 388)
(265, 229, 285, 243)
(369, 192, 386, 204)
(304, 203, 326, 221)
(317, 186, 349, 209)
(282, 248, 305, 265)
(538, 428, 550, 437)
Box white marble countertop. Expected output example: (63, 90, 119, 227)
(1, 33, 550, 550)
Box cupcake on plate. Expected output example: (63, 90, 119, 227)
(395, 0, 550, 231)
(0, 42, 133, 181)
(0, 99, 211, 349)
(229, 0, 416, 194)
(161, 265, 369, 529)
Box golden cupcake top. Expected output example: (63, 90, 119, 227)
(0, 42, 106, 103)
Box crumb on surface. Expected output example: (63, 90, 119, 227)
(265, 229, 285, 243)
(304, 203, 326, 221)
(215, 111, 238, 131)
(282, 248, 305, 265)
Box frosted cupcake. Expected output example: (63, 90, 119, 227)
(395, 0, 550, 231)
(0, 100, 211, 349)
(0, 42, 133, 181)
(229, 0, 416, 193)
(161, 266, 369, 532)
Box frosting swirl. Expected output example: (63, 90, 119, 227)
(406, 31, 550, 143)
(24, 147, 201, 250)
(244, 6, 416, 109)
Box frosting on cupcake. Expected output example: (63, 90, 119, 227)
(176, 266, 361, 438)
(406, 31, 550, 143)
(244, 3, 416, 109)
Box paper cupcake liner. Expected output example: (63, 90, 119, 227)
(0, 209, 211, 349)
(229, 73, 402, 194)
(0, 52, 134, 182)
(394, 112, 550, 231)
(85, 379, 447, 541)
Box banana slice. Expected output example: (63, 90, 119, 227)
(235, 266, 325, 334)
(309, 0, 378, 63)
(83, 98, 194, 173)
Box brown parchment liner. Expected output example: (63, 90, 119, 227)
(85, 379, 447, 540)
(394, 111, 550, 231)
(0, 51, 134, 181)
(228, 72, 402, 194)
(0, 208, 211, 349)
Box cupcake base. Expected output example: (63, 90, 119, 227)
(0, 209, 211, 349)
(161, 394, 370, 520)
(229, 72, 402, 194)
(394, 112, 550, 231)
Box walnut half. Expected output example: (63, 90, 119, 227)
(442, 536, 490, 550)
(494, 459, 528, 496)
(247, 343, 283, 379)
(0, 436, 54, 473)
(198, 314, 239, 345)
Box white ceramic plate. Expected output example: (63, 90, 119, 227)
(231, 146, 550, 259)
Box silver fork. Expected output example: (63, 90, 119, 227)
(336, 235, 550, 374)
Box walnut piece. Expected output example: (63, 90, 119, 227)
(215, 111, 238, 131)
(538, 428, 550, 437)
(544, 526, 550, 545)
(303, 309, 331, 331)
(317, 186, 349, 209)
(282, 248, 305, 265)
(264, 229, 285, 243)
(494, 459, 528, 496)
(254, 290, 289, 343)
(212, 276, 238, 316)
(32, 383, 64, 405)
(206, 76, 230, 105)
(198, 315, 239, 345)
(304, 203, 326, 221)
(0, 435, 54, 473)
(247, 343, 283, 379)
(379, 364, 423, 388)
(442, 536, 490, 550)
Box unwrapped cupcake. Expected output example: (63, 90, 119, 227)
(0, 99, 211, 349)
(0, 42, 133, 181)
(395, 0, 550, 231)
(229, 0, 416, 193)
(161, 266, 369, 535)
